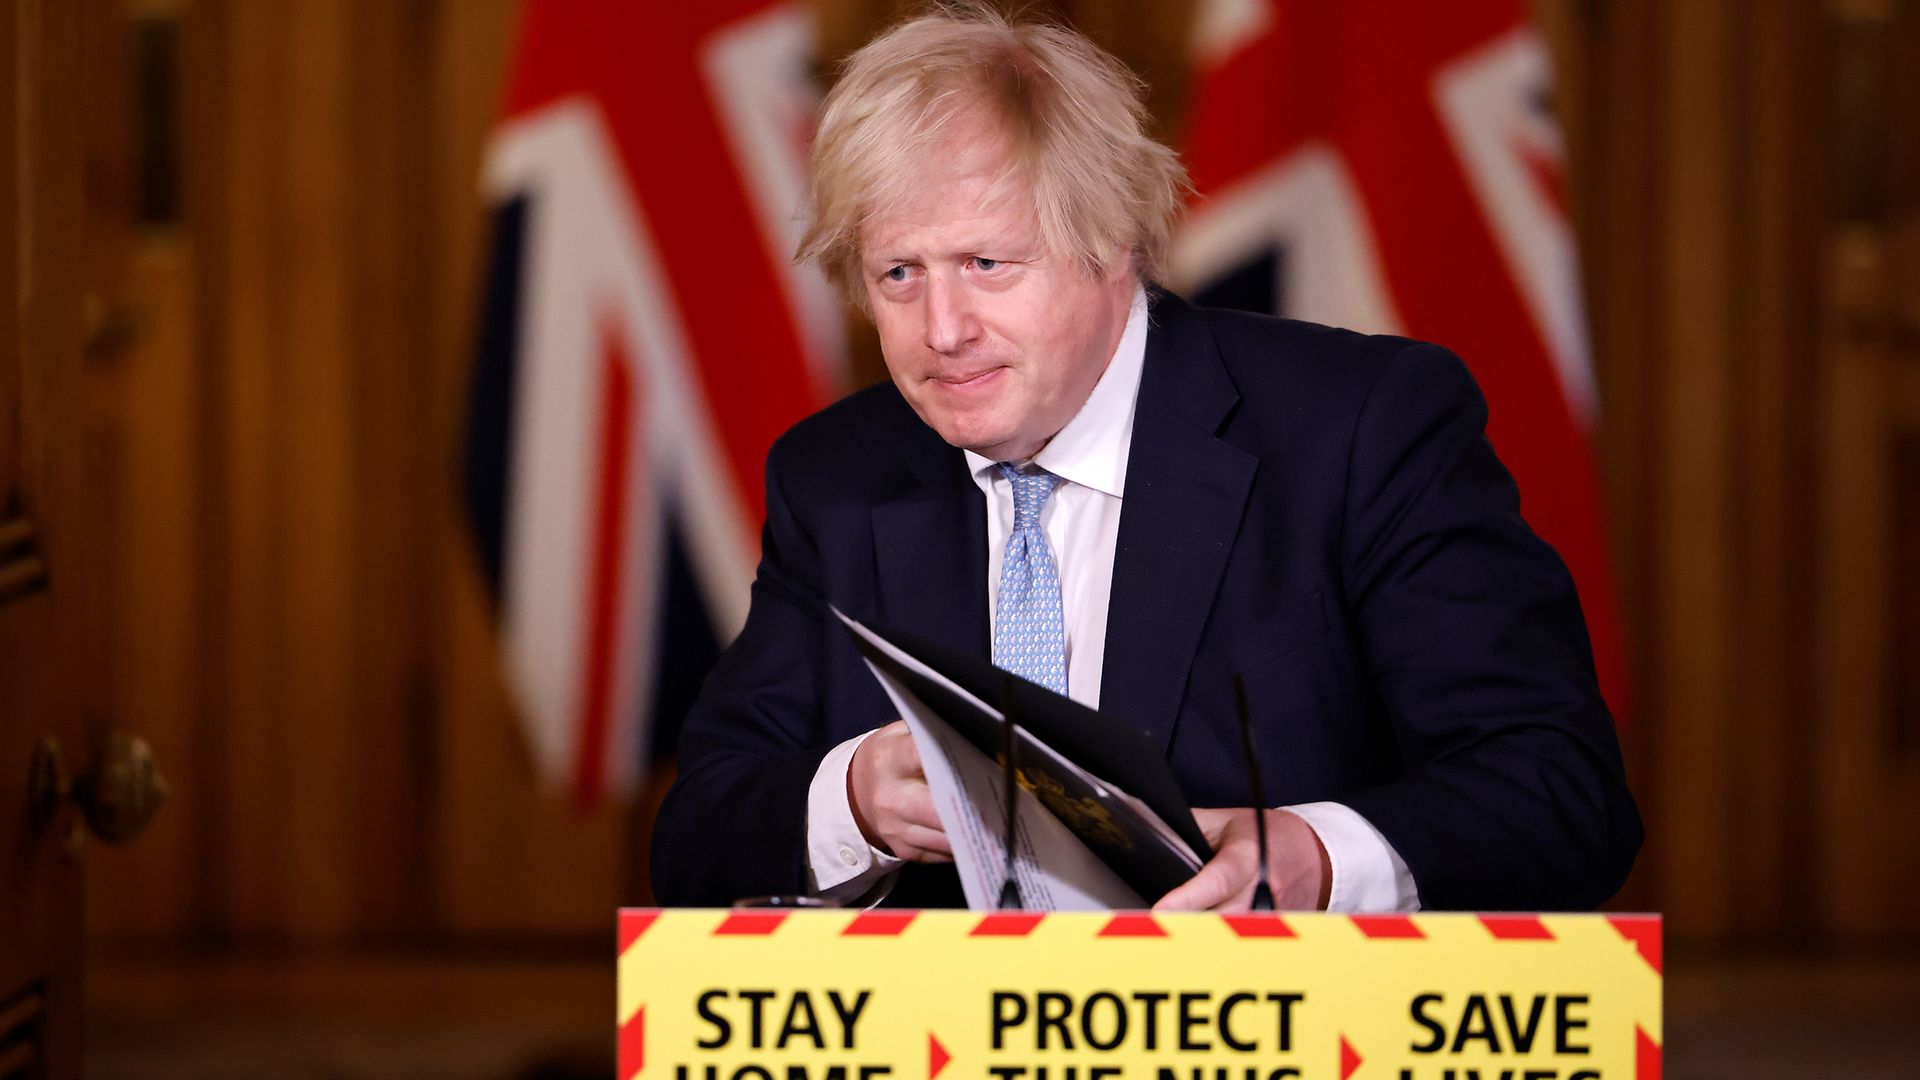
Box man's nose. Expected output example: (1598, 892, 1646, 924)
(921, 271, 979, 355)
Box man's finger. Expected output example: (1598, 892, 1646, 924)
(1153, 858, 1245, 911)
(896, 824, 953, 861)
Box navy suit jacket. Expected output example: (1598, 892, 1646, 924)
(652, 292, 1641, 910)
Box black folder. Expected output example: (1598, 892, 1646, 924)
(846, 619, 1212, 902)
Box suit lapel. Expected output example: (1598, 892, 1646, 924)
(871, 429, 990, 657)
(1101, 293, 1256, 747)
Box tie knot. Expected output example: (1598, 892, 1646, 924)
(999, 464, 1061, 529)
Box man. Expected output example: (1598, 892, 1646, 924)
(652, 7, 1640, 911)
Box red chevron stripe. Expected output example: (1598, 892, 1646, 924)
(619, 1005, 645, 1080)
(843, 911, 918, 936)
(1479, 914, 1554, 940)
(1098, 914, 1167, 937)
(1222, 913, 1297, 938)
(929, 1033, 951, 1080)
(618, 910, 660, 952)
(969, 912, 1045, 937)
(1636, 1026, 1661, 1080)
(1609, 915, 1663, 974)
(1339, 1034, 1362, 1080)
(714, 911, 788, 936)
(1351, 914, 1424, 939)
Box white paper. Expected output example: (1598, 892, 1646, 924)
(837, 611, 1144, 911)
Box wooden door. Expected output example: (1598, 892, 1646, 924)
(2, 1, 95, 1076)
(0, 0, 156, 1073)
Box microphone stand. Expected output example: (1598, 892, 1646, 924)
(997, 675, 1024, 910)
(1232, 675, 1276, 911)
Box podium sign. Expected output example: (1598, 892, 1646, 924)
(617, 910, 1662, 1080)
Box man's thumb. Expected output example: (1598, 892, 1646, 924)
(1153, 860, 1237, 912)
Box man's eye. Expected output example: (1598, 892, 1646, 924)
(972, 257, 1001, 272)
(883, 265, 910, 282)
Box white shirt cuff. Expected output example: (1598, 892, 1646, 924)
(806, 730, 904, 901)
(1283, 801, 1421, 912)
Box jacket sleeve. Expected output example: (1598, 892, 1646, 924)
(651, 437, 834, 905)
(1334, 343, 1642, 910)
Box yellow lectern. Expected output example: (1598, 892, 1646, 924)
(616, 911, 1661, 1080)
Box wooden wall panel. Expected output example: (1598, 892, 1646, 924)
(1560, 0, 1919, 943)
(1653, 0, 1740, 940)
(1813, 0, 1920, 940)
(342, 0, 434, 939)
(1545, 0, 1663, 915)
(1816, 227, 1894, 938)
(1728, 0, 1821, 940)
(272, 0, 362, 940)
(1891, 0, 1920, 917)
(214, 0, 290, 939)
(0, 2, 16, 516)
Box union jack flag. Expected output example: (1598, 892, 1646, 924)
(1173, 0, 1630, 718)
(464, 0, 844, 808)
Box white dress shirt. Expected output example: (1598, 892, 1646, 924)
(806, 288, 1420, 911)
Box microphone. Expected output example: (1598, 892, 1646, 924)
(1231, 675, 1276, 911)
(997, 674, 1024, 910)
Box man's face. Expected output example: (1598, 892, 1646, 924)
(858, 132, 1136, 463)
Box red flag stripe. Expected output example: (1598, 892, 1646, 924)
(571, 331, 636, 812)
(503, 2, 825, 517)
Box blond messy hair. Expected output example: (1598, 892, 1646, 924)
(795, 3, 1189, 310)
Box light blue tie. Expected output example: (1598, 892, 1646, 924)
(992, 464, 1067, 694)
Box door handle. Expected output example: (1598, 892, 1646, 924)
(27, 732, 168, 847)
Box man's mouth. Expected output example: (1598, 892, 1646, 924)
(931, 366, 1004, 388)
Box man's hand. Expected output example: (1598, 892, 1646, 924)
(847, 721, 952, 863)
(1152, 808, 1331, 911)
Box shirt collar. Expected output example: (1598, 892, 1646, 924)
(963, 285, 1148, 498)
